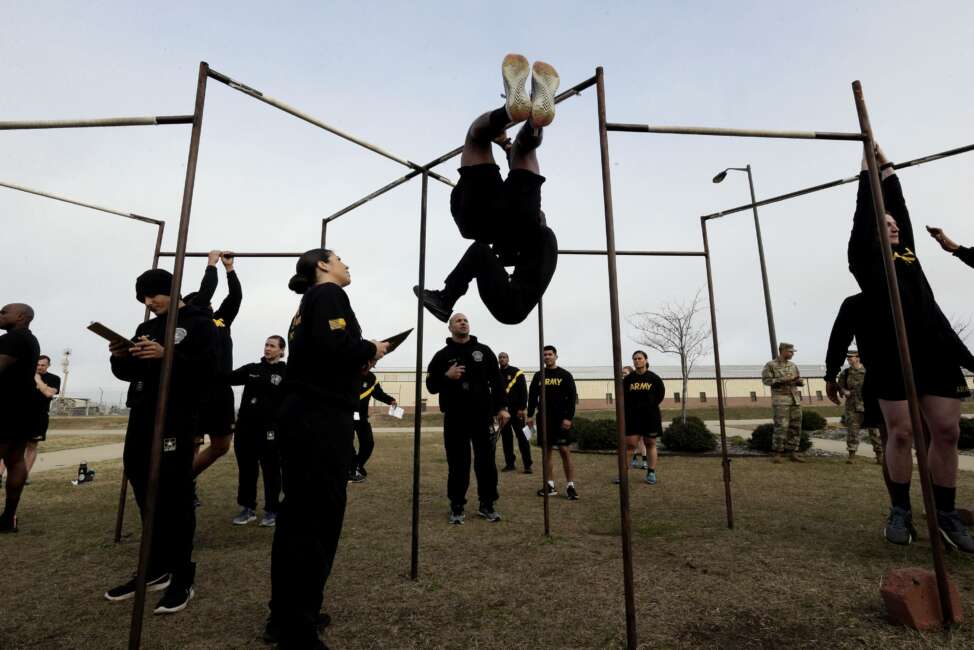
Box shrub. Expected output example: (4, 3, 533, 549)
(570, 417, 619, 451)
(728, 435, 746, 447)
(748, 423, 813, 452)
(959, 417, 974, 450)
(661, 416, 717, 453)
(802, 410, 828, 432)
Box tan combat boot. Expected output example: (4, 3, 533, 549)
(772, 453, 783, 464)
(788, 451, 805, 463)
(846, 451, 855, 464)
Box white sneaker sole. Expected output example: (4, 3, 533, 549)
(502, 54, 531, 123)
(232, 516, 256, 526)
(153, 587, 195, 615)
(530, 61, 560, 127)
(104, 576, 170, 602)
(259, 519, 276, 528)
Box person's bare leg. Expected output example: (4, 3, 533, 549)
(921, 395, 961, 488)
(559, 447, 575, 483)
(460, 111, 500, 168)
(24, 441, 38, 474)
(1, 442, 28, 523)
(880, 400, 913, 483)
(646, 438, 658, 471)
(193, 434, 233, 477)
(510, 122, 541, 175)
(543, 444, 555, 487)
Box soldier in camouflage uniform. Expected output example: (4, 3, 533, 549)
(837, 350, 883, 464)
(761, 342, 804, 463)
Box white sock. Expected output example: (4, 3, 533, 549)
(547, 480, 555, 488)
(567, 481, 575, 488)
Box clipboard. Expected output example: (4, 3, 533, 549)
(382, 328, 413, 354)
(87, 322, 131, 346)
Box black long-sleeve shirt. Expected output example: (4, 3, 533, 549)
(426, 336, 505, 416)
(229, 358, 287, 432)
(191, 266, 242, 376)
(358, 371, 395, 419)
(284, 283, 376, 410)
(623, 370, 665, 434)
(499, 364, 528, 411)
(528, 366, 577, 423)
(954, 246, 974, 269)
(110, 304, 218, 435)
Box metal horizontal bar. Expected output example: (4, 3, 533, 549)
(702, 141, 974, 221)
(323, 74, 597, 225)
(560, 249, 706, 257)
(206, 67, 455, 188)
(0, 180, 163, 225)
(606, 123, 865, 141)
(158, 251, 302, 258)
(0, 115, 194, 130)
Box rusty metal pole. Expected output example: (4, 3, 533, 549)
(410, 173, 428, 580)
(852, 80, 954, 626)
(128, 62, 209, 650)
(701, 218, 735, 529)
(595, 65, 638, 650)
(537, 299, 550, 537)
(320, 219, 327, 248)
(114, 222, 167, 544)
(745, 165, 778, 359)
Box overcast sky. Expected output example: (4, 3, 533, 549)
(3, 1, 973, 399)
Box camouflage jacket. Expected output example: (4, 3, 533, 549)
(837, 365, 866, 413)
(761, 358, 801, 405)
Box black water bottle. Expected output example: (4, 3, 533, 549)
(78, 461, 88, 483)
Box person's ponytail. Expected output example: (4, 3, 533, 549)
(289, 248, 334, 295)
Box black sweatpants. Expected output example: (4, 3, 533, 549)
(123, 424, 196, 582)
(443, 412, 499, 510)
(233, 423, 281, 513)
(352, 418, 375, 472)
(500, 413, 532, 469)
(269, 394, 354, 649)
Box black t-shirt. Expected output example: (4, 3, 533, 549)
(528, 366, 577, 423)
(35, 372, 61, 415)
(0, 328, 41, 423)
(285, 283, 376, 410)
(623, 370, 665, 434)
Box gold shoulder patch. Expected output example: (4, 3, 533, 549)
(329, 318, 347, 331)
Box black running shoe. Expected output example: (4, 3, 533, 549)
(566, 484, 579, 501)
(501, 465, 516, 473)
(523, 466, 533, 474)
(938, 510, 974, 553)
(153, 582, 194, 615)
(477, 504, 502, 522)
(412, 286, 452, 323)
(537, 483, 557, 497)
(884, 506, 916, 546)
(0, 513, 17, 534)
(263, 613, 331, 644)
(104, 573, 170, 602)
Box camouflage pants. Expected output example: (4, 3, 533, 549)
(845, 411, 882, 457)
(772, 403, 802, 453)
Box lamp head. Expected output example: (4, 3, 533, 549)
(712, 170, 728, 183)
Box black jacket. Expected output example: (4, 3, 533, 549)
(229, 358, 287, 432)
(110, 304, 218, 436)
(954, 246, 974, 269)
(357, 371, 396, 419)
(285, 283, 376, 410)
(528, 366, 577, 423)
(190, 266, 242, 377)
(499, 364, 528, 411)
(623, 370, 665, 434)
(426, 336, 505, 416)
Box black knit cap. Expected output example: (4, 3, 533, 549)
(135, 269, 173, 303)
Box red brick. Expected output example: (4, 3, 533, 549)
(881, 567, 964, 630)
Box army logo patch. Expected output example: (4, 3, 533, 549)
(163, 438, 177, 452)
(174, 327, 188, 344)
(266, 430, 276, 441)
(472, 351, 483, 362)
(329, 318, 347, 331)
(271, 374, 282, 386)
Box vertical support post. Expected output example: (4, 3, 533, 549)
(320, 219, 328, 248)
(128, 62, 209, 650)
(116, 222, 166, 544)
(701, 218, 734, 529)
(746, 165, 778, 358)
(410, 172, 428, 581)
(595, 65, 638, 650)
(852, 81, 954, 625)
(537, 300, 550, 537)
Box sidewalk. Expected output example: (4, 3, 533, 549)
(31, 442, 125, 475)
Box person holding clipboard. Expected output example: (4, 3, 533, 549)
(264, 248, 388, 649)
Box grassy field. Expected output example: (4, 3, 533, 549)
(3, 430, 974, 649)
(38, 432, 125, 454)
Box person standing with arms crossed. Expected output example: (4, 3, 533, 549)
(498, 351, 532, 474)
(528, 345, 579, 500)
(761, 342, 804, 463)
(25, 354, 60, 476)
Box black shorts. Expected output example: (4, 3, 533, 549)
(450, 164, 545, 245)
(29, 413, 50, 442)
(870, 356, 971, 402)
(199, 385, 235, 438)
(540, 419, 575, 447)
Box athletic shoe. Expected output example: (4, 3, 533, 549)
(154, 583, 194, 615)
(938, 510, 974, 553)
(357, 465, 368, 478)
(413, 286, 452, 323)
(259, 512, 277, 527)
(529, 61, 560, 128)
(104, 573, 170, 602)
(0, 513, 17, 534)
(477, 504, 502, 522)
(884, 506, 916, 546)
(537, 484, 557, 497)
(640, 460, 649, 470)
(449, 509, 465, 525)
(646, 470, 658, 485)
(501, 54, 531, 123)
(501, 465, 517, 473)
(232, 507, 257, 525)
(349, 469, 366, 483)
(788, 452, 806, 463)
(630, 454, 639, 469)
(612, 476, 622, 485)
(523, 466, 533, 474)
(263, 613, 332, 644)
(566, 484, 579, 501)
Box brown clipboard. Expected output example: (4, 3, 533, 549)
(87, 321, 131, 346)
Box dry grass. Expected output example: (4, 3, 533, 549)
(38, 433, 124, 454)
(3, 431, 974, 649)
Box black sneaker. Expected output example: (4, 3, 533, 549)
(501, 466, 517, 473)
(154, 582, 194, 615)
(348, 469, 366, 483)
(263, 612, 331, 644)
(448, 509, 465, 525)
(884, 506, 916, 546)
(566, 484, 579, 501)
(477, 504, 502, 522)
(0, 513, 17, 534)
(104, 573, 170, 602)
(537, 484, 557, 497)
(523, 466, 533, 474)
(413, 286, 452, 323)
(938, 510, 974, 553)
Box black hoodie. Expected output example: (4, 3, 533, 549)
(229, 358, 287, 432)
(426, 336, 505, 416)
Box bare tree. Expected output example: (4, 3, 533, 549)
(628, 289, 712, 424)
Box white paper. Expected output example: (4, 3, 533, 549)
(389, 405, 405, 419)
(523, 425, 534, 441)
(353, 411, 360, 421)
